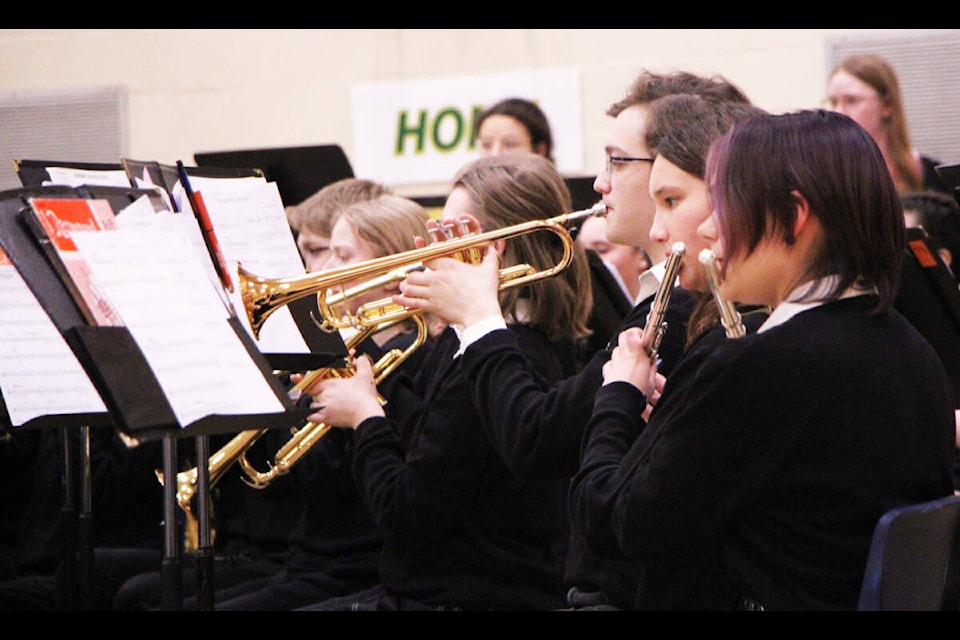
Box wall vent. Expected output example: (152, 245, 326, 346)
(0, 86, 128, 192)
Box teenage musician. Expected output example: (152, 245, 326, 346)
(299, 153, 592, 610)
(190, 193, 435, 611)
(390, 70, 752, 610)
(575, 109, 956, 610)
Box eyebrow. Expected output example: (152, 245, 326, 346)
(651, 182, 680, 199)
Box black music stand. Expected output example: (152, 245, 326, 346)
(194, 144, 354, 207)
(0, 187, 116, 610)
(13, 159, 127, 188)
(0, 186, 334, 610)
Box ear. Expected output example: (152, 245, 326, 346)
(879, 96, 894, 121)
(533, 142, 549, 158)
(939, 247, 952, 268)
(790, 189, 812, 243)
(492, 238, 508, 254)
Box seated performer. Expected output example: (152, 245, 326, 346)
(299, 153, 593, 610)
(572, 109, 957, 610)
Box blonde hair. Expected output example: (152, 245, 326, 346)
(288, 178, 393, 236)
(335, 194, 431, 259)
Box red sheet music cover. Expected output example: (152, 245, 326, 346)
(24, 197, 124, 326)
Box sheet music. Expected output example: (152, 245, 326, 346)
(0, 254, 106, 425)
(70, 227, 285, 428)
(114, 195, 231, 314)
(188, 179, 312, 353)
(44, 166, 131, 187)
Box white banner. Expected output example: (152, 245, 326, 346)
(351, 67, 584, 186)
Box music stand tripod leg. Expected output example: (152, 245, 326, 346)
(160, 434, 182, 611)
(56, 426, 79, 610)
(77, 425, 93, 610)
(195, 434, 214, 611)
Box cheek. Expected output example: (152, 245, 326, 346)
(679, 259, 707, 292)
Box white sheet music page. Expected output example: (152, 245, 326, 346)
(70, 227, 285, 428)
(113, 195, 233, 317)
(188, 179, 311, 353)
(0, 249, 106, 425)
(44, 166, 131, 187)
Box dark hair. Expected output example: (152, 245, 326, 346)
(902, 190, 960, 283)
(707, 109, 904, 312)
(451, 154, 592, 341)
(607, 70, 750, 118)
(646, 94, 766, 179)
(475, 97, 554, 163)
(645, 95, 767, 345)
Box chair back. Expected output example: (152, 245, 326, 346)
(857, 493, 960, 611)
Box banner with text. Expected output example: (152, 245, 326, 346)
(350, 68, 584, 187)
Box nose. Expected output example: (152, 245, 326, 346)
(648, 213, 667, 243)
(697, 214, 717, 242)
(593, 172, 610, 195)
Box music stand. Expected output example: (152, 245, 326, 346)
(0, 185, 332, 609)
(193, 144, 354, 207)
(13, 159, 127, 188)
(0, 186, 116, 609)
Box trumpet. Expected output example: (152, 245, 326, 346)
(698, 248, 746, 338)
(237, 313, 427, 488)
(642, 242, 686, 362)
(240, 201, 607, 337)
(155, 316, 419, 552)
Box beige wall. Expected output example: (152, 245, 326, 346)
(0, 28, 928, 197)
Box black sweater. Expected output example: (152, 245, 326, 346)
(573, 296, 956, 610)
(351, 325, 576, 610)
(457, 286, 695, 608)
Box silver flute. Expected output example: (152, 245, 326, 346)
(641, 241, 686, 363)
(698, 248, 746, 338)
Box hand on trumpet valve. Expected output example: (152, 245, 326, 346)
(307, 353, 384, 429)
(394, 229, 503, 329)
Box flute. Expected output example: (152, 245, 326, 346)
(641, 242, 686, 363)
(698, 248, 746, 338)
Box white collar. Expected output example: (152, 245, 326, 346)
(758, 276, 878, 333)
(636, 262, 666, 304)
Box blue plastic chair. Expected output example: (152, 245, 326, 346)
(857, 493, 960, 611)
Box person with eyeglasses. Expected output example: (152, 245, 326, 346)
(390, 70, 752, 610)
(826, 53, 950, 195)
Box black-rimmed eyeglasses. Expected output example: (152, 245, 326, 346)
(605, 153, 654, 177)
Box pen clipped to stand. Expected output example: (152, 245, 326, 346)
(176, 160, 235, 294)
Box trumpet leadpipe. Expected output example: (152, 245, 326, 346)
(698, 249, 746, 339)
